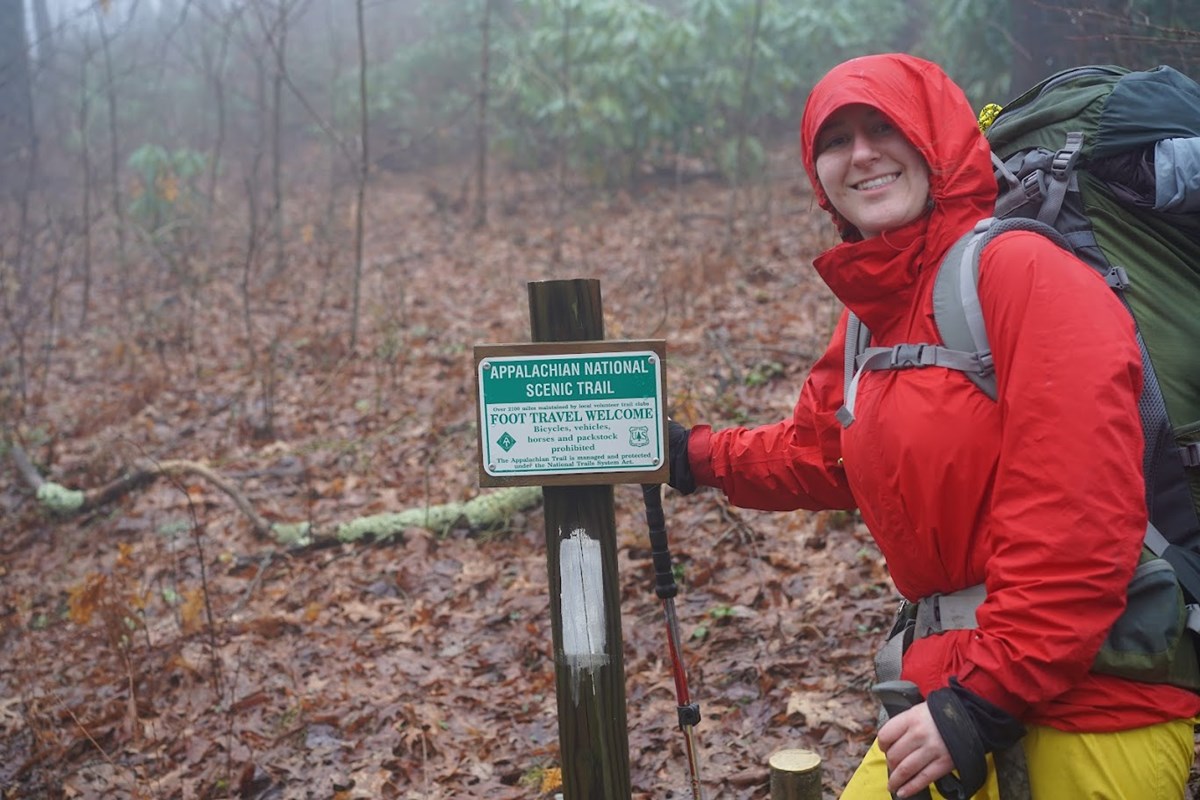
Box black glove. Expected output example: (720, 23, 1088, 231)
(667, 420, 696, 495)
(926, 678, 1026, 800)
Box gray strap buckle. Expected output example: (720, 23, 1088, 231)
(888, 343, 935, 368)
(975, 349, 995, 377)
(1052, 132, 1084, 177)
(914, 584, 987, 638)
(1019, 170, 1046, 203)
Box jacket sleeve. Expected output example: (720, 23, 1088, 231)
(912, 231, 1148, 716)
(685, 310, 857, 512)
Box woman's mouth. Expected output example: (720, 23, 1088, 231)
(853, 173, 900, 191)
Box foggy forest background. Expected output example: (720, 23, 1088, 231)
(2, 0, 1199, 405)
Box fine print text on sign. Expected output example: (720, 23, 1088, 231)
(477, 346, 665, 481)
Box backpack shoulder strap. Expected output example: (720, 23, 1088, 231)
(931, 216, 1072, 401)
(836, 216, 1071, 428)
(843, 312, 871, 396)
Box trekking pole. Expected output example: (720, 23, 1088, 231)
(642, 483, 705, 800)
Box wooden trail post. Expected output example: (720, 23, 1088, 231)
(529, 278, 630, 800)
(475, 277, 669, 798)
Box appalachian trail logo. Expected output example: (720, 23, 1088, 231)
(628, 426, 650, 448)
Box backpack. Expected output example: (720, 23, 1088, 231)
(843, 65, 1200, 690)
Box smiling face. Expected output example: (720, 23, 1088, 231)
(813, 104, 931, 239)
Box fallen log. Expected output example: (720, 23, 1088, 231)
(9, 444, 542, 547)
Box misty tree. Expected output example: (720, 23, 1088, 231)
(1008, 0, 1134, 89)
(31, 0, 54, 72)
(349, 0, 368, 351)
(94, 2, 129, 295)
(1, 0, 1198, 514)
(722, 0, 765, 254)
(918, 0, 1200, 107)
(473, 0, 494, 230)
(0, 0, 34, 196)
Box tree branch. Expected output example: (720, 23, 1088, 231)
(8, 445, 542, 550)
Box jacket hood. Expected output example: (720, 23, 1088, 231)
(800, 54, 997, 331)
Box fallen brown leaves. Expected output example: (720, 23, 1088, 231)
(0, 153, 899, 798)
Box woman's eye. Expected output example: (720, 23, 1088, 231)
(820, 133, 849, 151)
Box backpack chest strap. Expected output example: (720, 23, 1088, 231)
(836, 342, 988, 428)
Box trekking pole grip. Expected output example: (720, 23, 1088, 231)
(642, 484, 678, 600)
(871, 681, 933, 800)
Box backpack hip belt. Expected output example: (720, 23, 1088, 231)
(874, 529, 1200, 693)
(873, 585, 987, 686)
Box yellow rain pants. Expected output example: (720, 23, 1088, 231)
(840, 717, 1194, 799)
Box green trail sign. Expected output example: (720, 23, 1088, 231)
(474, 340, 668, 487)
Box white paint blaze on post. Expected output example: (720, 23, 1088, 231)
(559, 527, 609, 703)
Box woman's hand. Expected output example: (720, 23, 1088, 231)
(877, 702, 955, 798)
(666, 420, 696, 494)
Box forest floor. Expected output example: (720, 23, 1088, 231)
(1, 151, 1194, 799)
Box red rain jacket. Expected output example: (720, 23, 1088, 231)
(687, 54, 1200, 730)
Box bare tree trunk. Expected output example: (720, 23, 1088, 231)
(241, 24, 268, 407)
(270, 0, 289, 279)
(30, 0, 54, 73)
(0, 0, 33, 196)
(37, 223, 66, 408)
(0, 0, 35, 417)
(552, 0, 572, 268)
(349, 0, 368, 352)
(322, 0, 342, 231)
(96, 7, 128, 306)
(6, 0, 39, 392)
(79, 38, 94, 328)
(201, 1, 237, 230)
(317, 0, 343, 321)
(473, 0, 493, 231)
(242, 177, 263, 384)
(723, 0, 764, 255)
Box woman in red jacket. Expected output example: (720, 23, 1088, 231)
(669, 54, 1200, 798)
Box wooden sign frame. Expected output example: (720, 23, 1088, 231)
(474, 339, 669, 488)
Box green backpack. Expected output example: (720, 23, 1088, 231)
(843, 65, 1200, 689)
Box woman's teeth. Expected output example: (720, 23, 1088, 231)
(855, 174, 899, 191)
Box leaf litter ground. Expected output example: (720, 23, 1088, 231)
(3, 155, 1194, 799)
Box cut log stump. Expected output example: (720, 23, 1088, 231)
(769, 748, 822, 800)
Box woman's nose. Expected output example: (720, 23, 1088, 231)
(850, 133, 879, 163)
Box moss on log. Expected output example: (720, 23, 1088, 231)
(335, 486, 543, 542)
